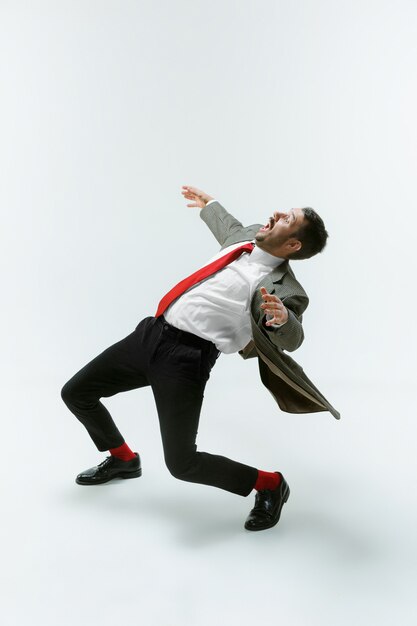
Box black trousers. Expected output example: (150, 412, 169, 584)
(61, 315, 258, 497)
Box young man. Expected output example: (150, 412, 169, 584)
(61, 185, 339, 532)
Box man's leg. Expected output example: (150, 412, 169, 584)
(149, 323, 258, 497)
(61, 317, 154, 451)
(149, 318, 290, 531)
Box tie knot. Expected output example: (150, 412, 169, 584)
(240, 242, 255, 253)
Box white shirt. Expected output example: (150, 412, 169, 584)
(164, 200, 285, 353)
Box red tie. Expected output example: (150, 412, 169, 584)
(155, 241, 255, 317)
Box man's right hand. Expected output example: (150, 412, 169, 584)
(181, 185, 214, 209)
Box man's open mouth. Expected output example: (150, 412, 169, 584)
(260, 217, 275, 232)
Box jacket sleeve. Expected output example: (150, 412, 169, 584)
(199, 201, 244, 246)
(257, 294, 309, 353)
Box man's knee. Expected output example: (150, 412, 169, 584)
(165, 453, 199, 481)
(60, 379, 81, 406)
(61, 380, 71, 404)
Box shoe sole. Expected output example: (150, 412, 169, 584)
(75, 468, 142, 485)
(244, 486, 290, 531)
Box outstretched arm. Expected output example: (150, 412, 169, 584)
(181, 185, 214, 208)
(181, 185, 244, 246)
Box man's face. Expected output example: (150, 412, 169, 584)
(255, 208, 305, 258)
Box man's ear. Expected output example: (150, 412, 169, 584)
(286, 238, 302, 254)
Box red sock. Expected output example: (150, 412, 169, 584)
(254, 470, 282, 491)
(109, 442, 136, 461)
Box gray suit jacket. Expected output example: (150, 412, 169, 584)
(200, 201, 340, 420)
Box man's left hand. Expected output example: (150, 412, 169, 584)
(259, 287, 288, 326)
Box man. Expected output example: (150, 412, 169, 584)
(61, 185, 339, 532)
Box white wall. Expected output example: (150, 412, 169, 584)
(2, 0, 416, 389)
(1, 2, 416, 625)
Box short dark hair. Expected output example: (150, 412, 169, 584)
(286, 207, 329, 260)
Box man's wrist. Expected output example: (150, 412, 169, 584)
(263, 314, 287, 330)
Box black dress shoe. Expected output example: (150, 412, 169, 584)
(244, 472, 290, 531)
(76, 453, 142, 485)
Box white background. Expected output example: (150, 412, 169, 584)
(1, 1, 416, 624)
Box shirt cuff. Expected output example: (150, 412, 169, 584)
(205, 199, 216, 206)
